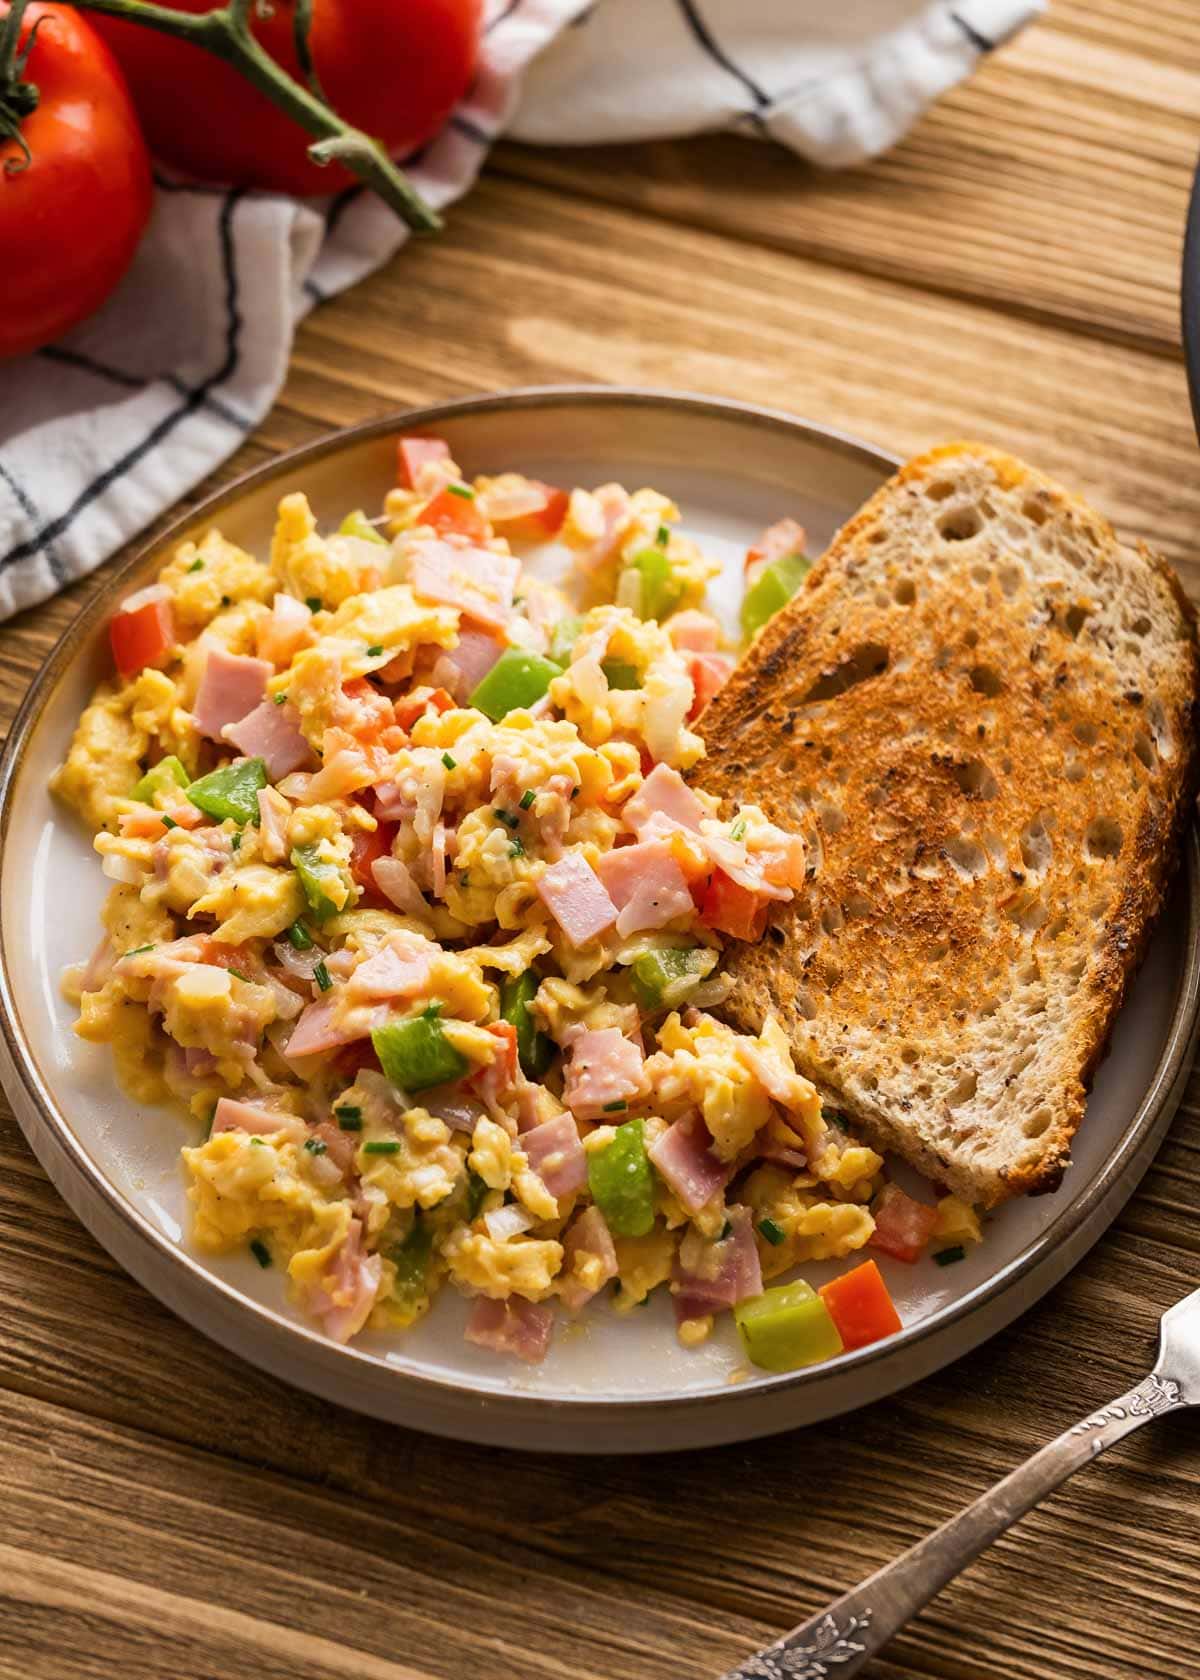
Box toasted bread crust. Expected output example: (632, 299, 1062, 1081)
(699, 444, 1200, 1206)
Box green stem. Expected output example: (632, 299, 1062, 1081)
(68, 0, 440, 232)
(0, 0, 36, 171)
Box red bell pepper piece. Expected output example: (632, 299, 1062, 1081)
(818, 1259, 903, 1350)
(349, 820, 398, 895)
(110, 590, 176, 677)
(418, 487, 491, 544)
(697, 869, 768, 941)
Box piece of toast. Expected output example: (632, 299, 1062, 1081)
(699, 444, 1200, 1207)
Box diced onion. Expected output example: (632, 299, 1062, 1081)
(483, 1205, 536, 1243)
(100, 852, 144, 885)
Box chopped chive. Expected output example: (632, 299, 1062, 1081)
(458, 871, 470, 887)
(570, 786, 580, 800)
(442, 752, 457, 770)
(313, 959, 332, 992)
(124, 943, 154, 957)
(655, 523, 670, 548)
(363, 1139, 402, 1155)
(228, 968, 250, 984)
(231, 831, 241, 852)
(366, 644, 384, 657)
(161, 815, 178, 830)
(249, 1136, 265, 1147)
(758, 1217, 786, 1247)
(220, 594, 232, 607)
(187, 558, 205, 573)
(719, 1219, 732, 1240)
(447, 481, 475, 500)
(304, 1138, 327, 1156)
(305, 596, 322, 613)
(822, 1106, 848, 1130)
(272, 691, 288, 706)
(519, 789, 536, 810)
(286, 920, 313, 950)
(730, 817, 747, 842)
(249, 1238, 272, 1268)
(934, 1245, 966, 1267)
(508, 837, 525, 859)
(602, 1099, 627, 1113)
(493, 807, 519, 829)
(335, 1106, 363, 1130)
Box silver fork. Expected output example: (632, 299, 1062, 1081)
(720, 1286, 1200, 1680)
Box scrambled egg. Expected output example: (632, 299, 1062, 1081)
(51, 458, 970, 1363)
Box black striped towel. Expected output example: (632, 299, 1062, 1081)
(0, 0, 1041, 622)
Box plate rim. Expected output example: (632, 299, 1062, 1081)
(2, 382, 1198, 1433)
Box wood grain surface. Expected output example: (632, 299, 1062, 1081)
(3, 7, 1200, 1678)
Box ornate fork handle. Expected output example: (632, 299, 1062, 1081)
(721, 1372, 1185, 1680)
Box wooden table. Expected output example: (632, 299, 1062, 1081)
(3, 6, 1200, 1676)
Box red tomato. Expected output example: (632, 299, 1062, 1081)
(819, 1260, 903, 1350)
(92, 0, 484, 197)
(349, 821, 397, 895)
(0, 3, 152, 359)
(745, 517, 807, 578)
(697, 870, 768, 941)
(869, 1185, 938, 1264)
(392, 686, 455, 730)
(398, 436, 451, 489)
(419, 487, 491, 544)
(110, 591, 177, 676)
(687, 651, 736, 720)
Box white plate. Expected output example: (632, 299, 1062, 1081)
(2, 388, 1197, 1452)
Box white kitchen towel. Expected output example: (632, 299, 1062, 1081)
(0, 0, 1042, 623)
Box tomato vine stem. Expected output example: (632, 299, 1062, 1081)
(64, 0, 441, 230)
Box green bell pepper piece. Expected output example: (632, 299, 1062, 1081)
(373, 1009, 470, 1093)
(630, 945, 714, 1014)
(740, 551, 811, 643)
(500, 970, 555, 1080)
(734, 1279, 844, 1372)
(131, 755, 189, 804)
(548, 614, 584, 667)
(587, 1117, 656, 1238)
(389, 1217, 434, 1299)
(469, 648, 563, 721)
(339, 509, 387, 546)
(628, 547, 684, 622)
(290, 842, 349, 921)
(186, 757, 266, 824)
(600, 657, 640, 691)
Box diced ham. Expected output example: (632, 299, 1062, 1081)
(738, 1042, 811, 1111)
(431, 626, 505, 701)
(285, 996, 389, 1058)
(559, 1206, 619, 1312)
(648, 1111, 732, 1214)
(258, 592, 313, 665)
(211, 1098, 307, 1144)
(464, 1295, 555, 1364)
(671, 1206, 763, 1323)
(351, 933, 433, 999)
(309, 1218, 382, 1344)
(520, 1111, 587, 1199)
(371, 855, 428, 915)
(562, 1028, 647, 1120)
(308, 1120, 359, 1176)
(303, 726, 385, 804)
(409, 539, 521, 633)
(595, 840, 694, 937)
(666, 610, 721, 653)
(622, 763, 706, 838)
(536, 854, 618, 946)
(397, 435, 452, 491)
(257, 786, 292, 863)
(223, 700, 312, 780)
(468, 1021, 518, 1119)
(869, 1184, 938, 1264)
(745, 517, 806, 577)
(193, 647, 272, 741)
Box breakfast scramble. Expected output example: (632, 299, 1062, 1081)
(52, 437, 981, 1369)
